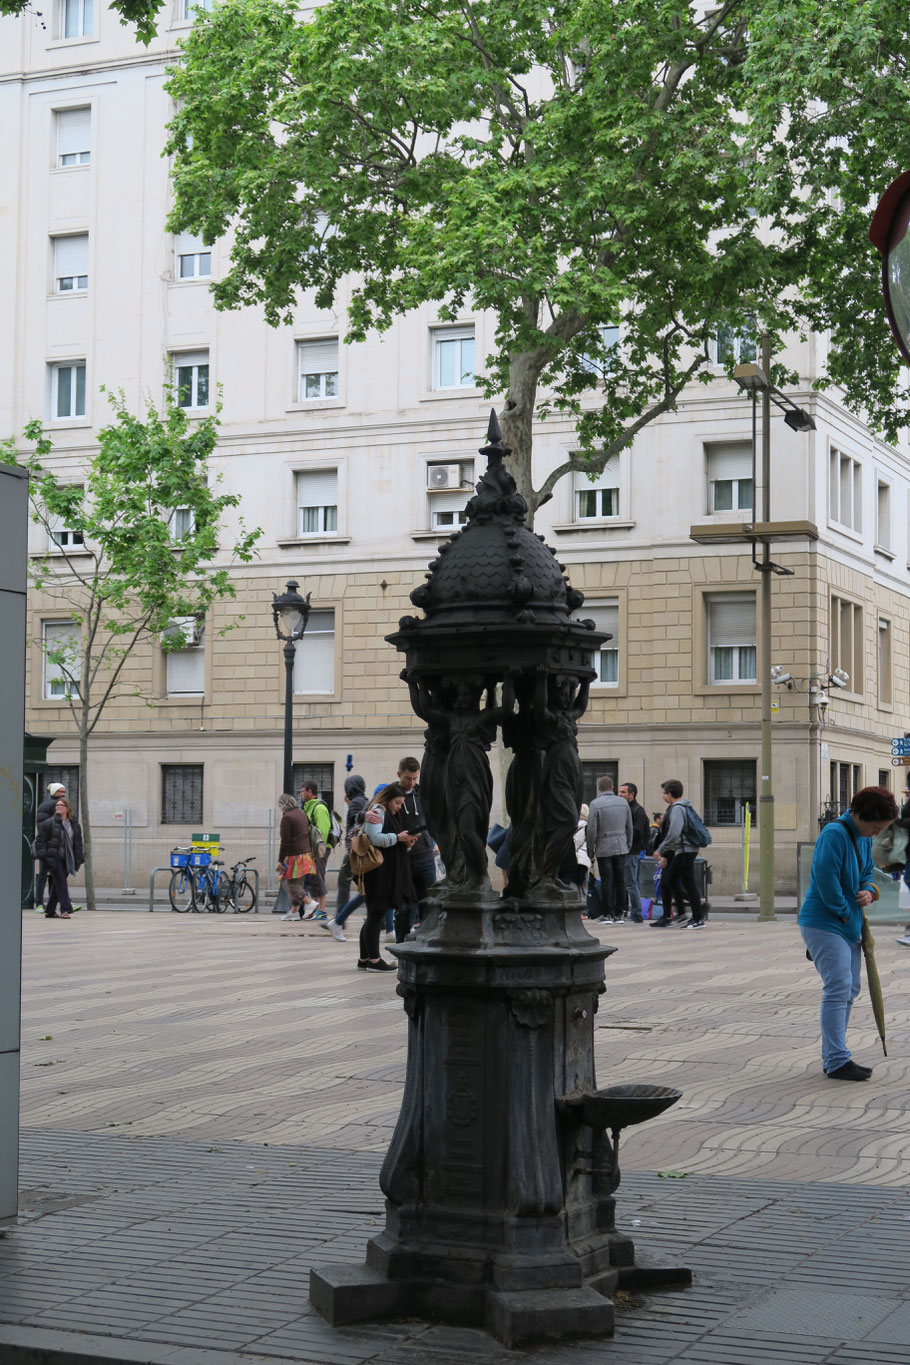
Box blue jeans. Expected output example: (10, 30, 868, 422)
(800, 925, 862, 1073)
(624, 853, 642, 917)
(336, 891, 365, 927)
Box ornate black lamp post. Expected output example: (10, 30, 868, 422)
(311, 414, 688, 1347)
(271, 580, 310, 794)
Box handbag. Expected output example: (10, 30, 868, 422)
(349, 829, 383, 879)
(487, 823, 509, 853)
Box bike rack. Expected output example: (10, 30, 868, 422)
(148, 865, 260, 912)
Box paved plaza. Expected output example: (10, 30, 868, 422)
(3, 908, 910, 1362)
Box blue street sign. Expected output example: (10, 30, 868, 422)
(891, 739, 910, 754)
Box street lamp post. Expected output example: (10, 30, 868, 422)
(733, 345, 815, 923)
(271, 580, 311, 795)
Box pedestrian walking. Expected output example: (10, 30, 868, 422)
(357, 782, 417, 972)
(276, 794, 319, 920)
(34, 781, 68, 912)
(799, 785, 896, 1081)
(586, 776, 633, 923)
(323, 775, 369, 941)
(34, 796, 84, 920)
(299, 779, 333, 919)
(393, 756, 438, 942)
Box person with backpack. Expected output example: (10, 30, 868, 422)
(299, 779, 340, 921)
(799, 786, 896, 1081)
(653, 779, 710, 929)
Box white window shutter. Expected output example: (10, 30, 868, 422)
(293, 610, 334, 693)
(709, 594, 755, 646)
(177, 231, 207, 254)
(166, 648, 205, 694)
(706, 442, 752, 481)
(296, 469, 337, 507)
(57, 108, 90, 157)
(576, 457, 619, 493)
(298, 339, 338, 374)
(54, 235, 88, 275)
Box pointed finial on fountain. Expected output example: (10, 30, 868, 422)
(487, 407, 503, 447)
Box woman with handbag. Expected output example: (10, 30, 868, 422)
(356, 782, 416, 972)
(276, 794, 318, 921)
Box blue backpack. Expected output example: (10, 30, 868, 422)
(682, 805, 712, 849)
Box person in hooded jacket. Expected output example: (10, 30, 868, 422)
(34, 781, 68, 911)
(34, 796, 84, 919)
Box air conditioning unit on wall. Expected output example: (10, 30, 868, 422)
(427, 463, 463, 490)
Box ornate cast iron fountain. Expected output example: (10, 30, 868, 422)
(310, 412, 690, 1348)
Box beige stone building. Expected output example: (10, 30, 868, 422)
(3, 7, 910, 893)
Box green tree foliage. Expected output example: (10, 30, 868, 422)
(166, 0, 910, 517)
(2, 390, 261, 909)
(1, 0, 165, 44)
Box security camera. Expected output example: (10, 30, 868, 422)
(811, 688, 829, 711)
(829, 670, 849, 689)
(772, 672, 793, 686)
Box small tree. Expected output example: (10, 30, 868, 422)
(2, 390, 261, 910)
(165, 0, 910, 520)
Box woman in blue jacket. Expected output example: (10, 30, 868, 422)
(799, 786, 897, 1081)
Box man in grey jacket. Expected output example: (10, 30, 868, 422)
(586, 776, 633, 922)
(654, 778, 704, 928)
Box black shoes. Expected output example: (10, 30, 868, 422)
(826, 1060, 872, 1081)
(650, 916, 672, 927)
(360, 958, 396, 972)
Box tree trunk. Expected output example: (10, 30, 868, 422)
(79, 720, 96, 912)
(501, 352, 541, 526)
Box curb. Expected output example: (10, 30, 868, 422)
(0, 1324, 303, 1365)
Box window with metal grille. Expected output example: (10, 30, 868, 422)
(292, 763, 334, 814)
(161, 765, 203, 824)
(580, 761, 618, 808)
(704, 760, 756, 826)
(44, 766, 80, 818)
(830, 761, 861, 816)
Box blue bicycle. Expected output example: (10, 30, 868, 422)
(168, 847, 229, 913)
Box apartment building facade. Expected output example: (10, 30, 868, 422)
(3, 4, 910, 891)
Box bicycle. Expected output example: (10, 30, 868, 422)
(193, 857, 228, 913)
(216, 856, 257, 914)
(168, 848, 196, 912)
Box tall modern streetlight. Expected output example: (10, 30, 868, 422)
(732, 339, 815, 923)
(271, 580, 311, 795)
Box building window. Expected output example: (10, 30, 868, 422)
(712, 324, 756, 368)
(830, 761, 861, 815)
(879, 769, 892, 790)
(830, 595, 862, 693)
(426, 459, 473, 530)
(704, 759, 756, 827)
(292, 608, 334, 694)
(829, 447, 862, 533)
(163, 617, 205, 696)
(296, 469, 337, 536)
(48, 493, 84, 551)
(878, 617, 892, 707)
(706, 442, 753, 513)
(175, 233, 211, 279)
(162, 765, 203, 824)
(292, 762, 334, 814)
(53, 235, 88, 293)
(169, 507, 195, 541)
(707, 593, 756, 684)
(60, 0, 93, 39)
(179, 0, 212, 18)
(297, 339, 338, 400)
(50, 362, 86, 420)
(580, 761, 618, 808)
(584, 601, 619, 687)
(43, 620, 80, 699)
(44, 765, 80, 818)
(172, 352, 209, 409)
(876, 479, 892, 550)
(576, 458, 620, 521)
(433, 327, 475, 389)
(580, 324, 620, 378)
(56, 108, 91, 166)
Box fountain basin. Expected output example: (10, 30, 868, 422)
(557, 1083, 682, 1132)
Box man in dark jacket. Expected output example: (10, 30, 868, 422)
(619, 782, 650, 923)
(334, 774, 368, 913)
(394, 756, 437, 942)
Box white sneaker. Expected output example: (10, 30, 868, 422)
(280, 911, 299, 922)
(384, 930, 396, 941)
(328, 920, 346, 942)
(896, 934, 910, 947)
(300, 899, 319, 919)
